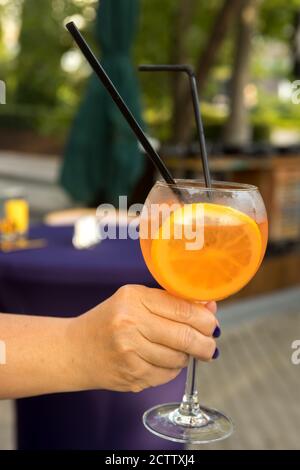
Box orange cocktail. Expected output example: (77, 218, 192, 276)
(140, 202, 267, 301)
(139, 180, 268, 444)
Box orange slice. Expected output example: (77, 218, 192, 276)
(151, 203, 262, 301)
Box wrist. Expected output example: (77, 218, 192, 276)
(63, 315, 91, 392)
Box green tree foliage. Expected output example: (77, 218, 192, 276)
(260, 0, 300, 40)
(1, 0, 300, 141)
(16, 0, 63, 105)
(134, 0, 232, 138)
(15, 0, 97, 106)
(0, 0, 98, 134)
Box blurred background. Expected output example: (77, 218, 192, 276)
(0, 0, 300, 450)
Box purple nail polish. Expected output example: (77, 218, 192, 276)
(212, 347, 220, 360)
(213, 325, 221, 338)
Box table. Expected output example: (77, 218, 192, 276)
(0, 225, 184, 450)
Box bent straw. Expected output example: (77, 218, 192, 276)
(65, 22, 177, 187)
(139, 65, 212, 189)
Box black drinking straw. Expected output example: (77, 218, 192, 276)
(139, 65, 212, 189)
(65, 22, 176, 187)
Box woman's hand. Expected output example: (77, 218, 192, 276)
(0, 285, 218, 399)
(73, 285, 219, 393)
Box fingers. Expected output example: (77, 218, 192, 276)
(138, 314, 216, 362)
(140, 288, 218, 337)
(135, 333, 189, 369)
(204, 301, 217, 315)
(126, 354, 182, 392)
(143, 365, 182, 389)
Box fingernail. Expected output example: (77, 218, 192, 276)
(213, 325, 221, 338)
(212, 348, 220, 360)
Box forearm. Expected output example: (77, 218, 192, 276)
(0, 313, 85, 399)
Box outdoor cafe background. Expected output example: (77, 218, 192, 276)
(0, 0, 300, 450)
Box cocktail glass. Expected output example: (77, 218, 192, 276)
(139, 179, 268, 444)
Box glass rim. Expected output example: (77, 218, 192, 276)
(156, 179, 258, 192)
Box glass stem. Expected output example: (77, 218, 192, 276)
(170, 356, 212, 427)
(168, 356, 212, 427)
(179, 356, 201, 416)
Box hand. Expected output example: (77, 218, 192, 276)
(72, 285, 218, 393)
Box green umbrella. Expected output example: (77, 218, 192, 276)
(60, 0, 145, 206)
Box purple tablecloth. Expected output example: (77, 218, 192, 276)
(0, 225, 184, 450)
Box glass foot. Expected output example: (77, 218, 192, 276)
(143, 402, 234, 444)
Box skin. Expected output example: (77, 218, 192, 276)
(0, 285, 218, 399)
